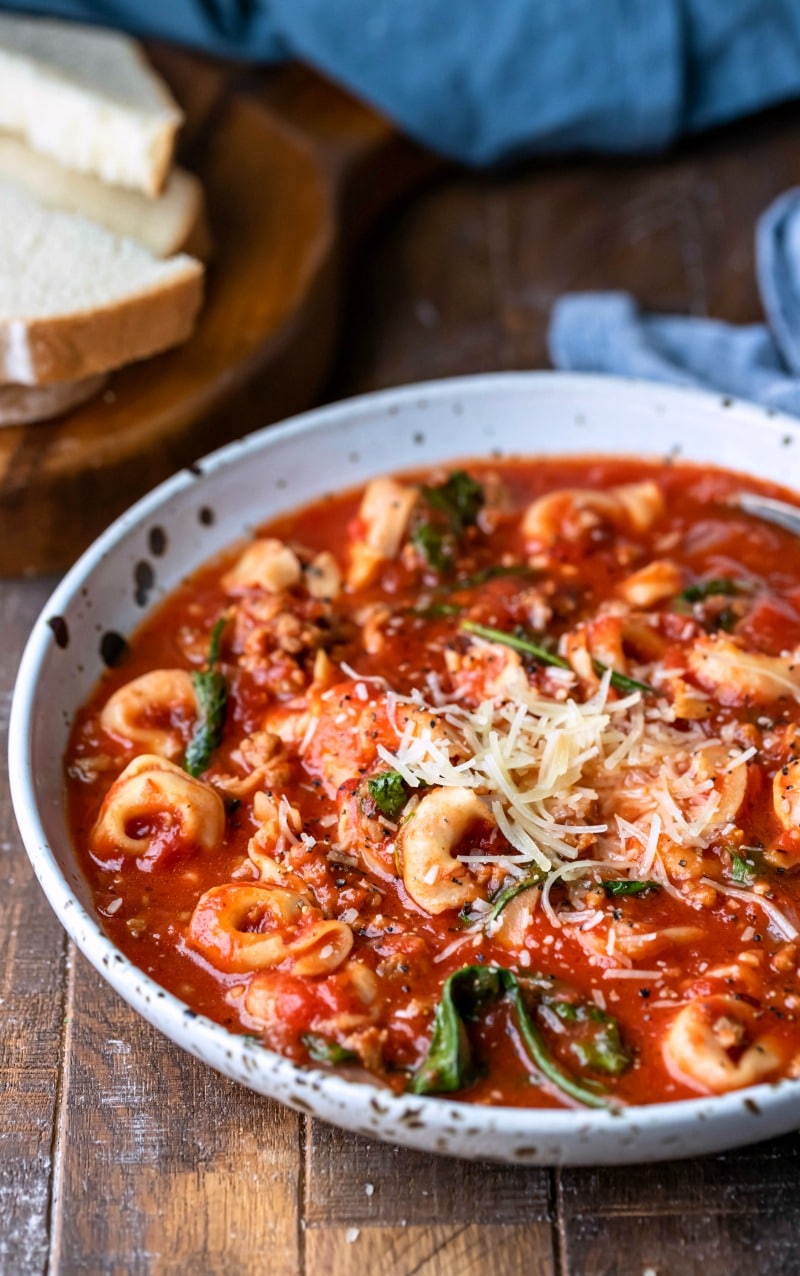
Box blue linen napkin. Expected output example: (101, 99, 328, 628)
(6, 0, 800, 167)
(548, 189, 800, 417)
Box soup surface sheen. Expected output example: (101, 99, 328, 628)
(67, 457, 800, 1109)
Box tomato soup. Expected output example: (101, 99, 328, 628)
(65, 457, 800, 1109)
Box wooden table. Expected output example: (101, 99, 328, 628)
(4, 81, 800, 1276)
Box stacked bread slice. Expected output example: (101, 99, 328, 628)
(0, 135, 209, 258)
(0, 14, 206, 425)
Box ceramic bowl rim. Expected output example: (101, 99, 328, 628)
(10, 370, 800, 1158)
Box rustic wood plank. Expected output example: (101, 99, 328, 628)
(326, 176, 504, 392)
(560, 1134, 800, 1218)
(305, 1123, 554, 1276)
(0, 578, 67, 1275)
(305, 1222, 554, 1276)
(556, 1135, 800, 1276)
(50, 951, 303, 1275)
(305, 1122, 551, 1226)
(557, 1210, 798, 1276)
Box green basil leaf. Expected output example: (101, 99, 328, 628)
(714, 607, 738, 633)
(184, 618, 228, 777)
(679, 578, 748, 604)
(549, 1000, 579, 1022)
(185, 670, 226, 777)
(601, 879, 660, 898)
(598, 667, 658, 696)
(455, 563, 534, 589)
(303, 1034, 358, 1065)
(366, 771, 411, 820)
(504, 978, 615, 1107)
(206, 616, 226, 665)
(460, 620, 657, 696)
(410, 964, 623, 1108)
(421, 470, 484, 534)
(731, 853, 753, 884)
(460, 620, 571, 670)
(546, 1000, 631, 1077)
(410, 601, 463, 619)
(412, 523, 452, 572)
(486, 872, 546, 928)
(409, 966, 502, 1094)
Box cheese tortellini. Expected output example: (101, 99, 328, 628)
(90, 754, 225, 860)
(100, 669, 197, 760)
(187, 884, 353, 976)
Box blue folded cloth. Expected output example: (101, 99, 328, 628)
(6, 0, 800, 166)
(548, 188, 800, 417)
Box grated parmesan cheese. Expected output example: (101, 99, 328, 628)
(298, 713, 319, 755)
(725, 745, 757, 770)
(433, 934, 480, 964)
(278, 795, 300, 845)
(602, 968, 664, 981)
(700, 877, 799, 941)
(349, 642, 759, 914)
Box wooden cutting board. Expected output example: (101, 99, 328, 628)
(0, 45, 437, 577)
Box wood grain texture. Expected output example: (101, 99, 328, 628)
(0, 53, 435, 578)
(50, 950, 302, 1275)
(305, 1223, 554, 1276)
(305, 1123, 551, 1224)
(304, 1124, 555, 1275)
(0, 578, 66, 1274)
(556, 1137, 800, 1276)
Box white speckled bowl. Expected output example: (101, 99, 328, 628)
(10, 372, 800, 1165)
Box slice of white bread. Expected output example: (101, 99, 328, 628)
(0, 372, 107, 426)
(0, 180, 204, 385)
(0, 14, 182, 195)
(0, 134, 207, 258)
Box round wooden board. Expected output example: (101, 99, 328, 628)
(0, 47, 434, 577)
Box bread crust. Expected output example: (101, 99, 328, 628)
(0, 264, 204, 385)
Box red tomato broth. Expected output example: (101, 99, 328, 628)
(65, 456, 800, 1109)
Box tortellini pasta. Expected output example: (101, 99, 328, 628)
(90, 754, 225, 860)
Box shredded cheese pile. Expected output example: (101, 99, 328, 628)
(376, 658, 759, 914)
